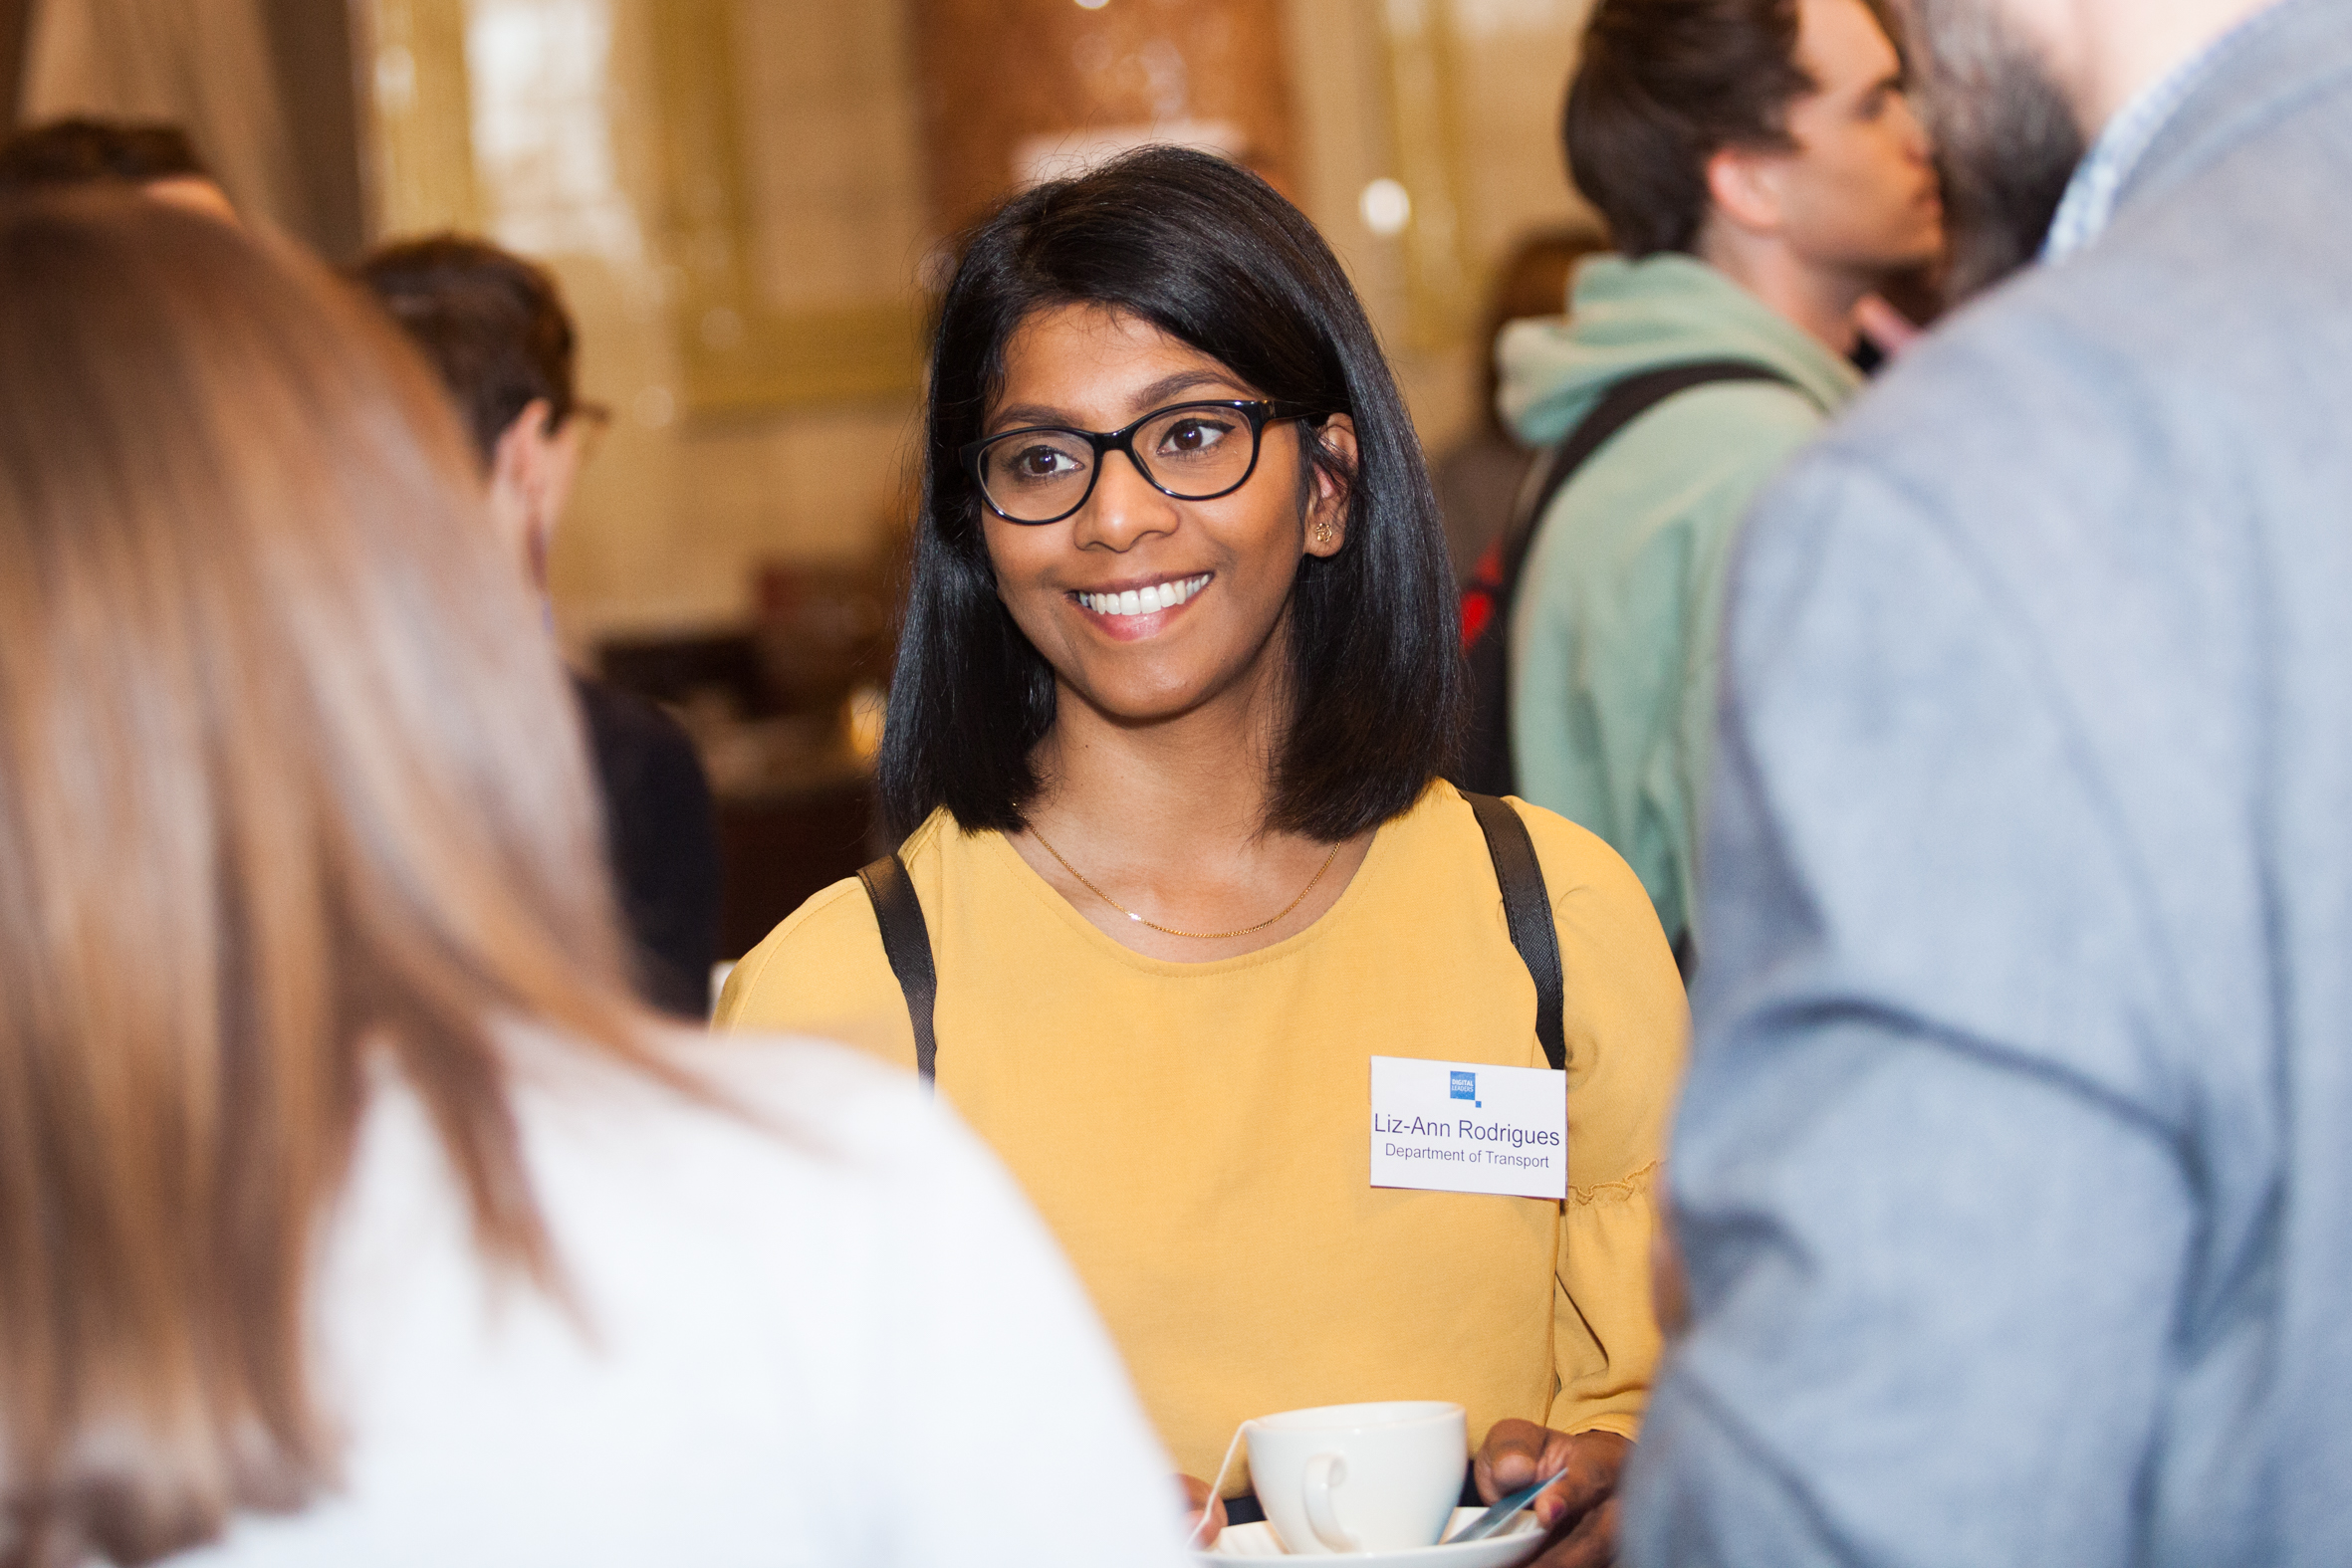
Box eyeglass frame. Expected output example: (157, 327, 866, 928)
(960, 398, 1326, 526)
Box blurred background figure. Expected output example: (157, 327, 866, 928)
(356, 235, 722, 1017)
(1909, 0, 2087, 298)
(0, 113, 233, 217)
(1479, 0, 1944, 960)
(1626, 0, 2352, 1561)
(1432, 223, 1611, 583)
(0, 187, 1188, 1567)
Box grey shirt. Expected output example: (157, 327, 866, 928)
(1624, 2, 2352, 1563)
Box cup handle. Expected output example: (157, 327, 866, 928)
(1303, 1453, 1360, 1553)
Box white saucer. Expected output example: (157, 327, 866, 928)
(1195, 1506, 1545, 1564)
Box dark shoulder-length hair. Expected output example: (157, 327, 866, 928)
(881, 146, 1463, 843)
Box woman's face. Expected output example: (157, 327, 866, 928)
(979, 304, 1355, 728)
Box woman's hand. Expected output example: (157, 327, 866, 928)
(1178, 1474, 1228, 1548)
(1473, 1423, 1630, 1567)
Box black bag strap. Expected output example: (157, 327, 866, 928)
(861, 797, 1567, 1081)
(1502, 359, 1799, 633)
(1462, 791, 1566, 1072)
(1452, 359, 1800, 798)
(858, 853, 938, 1083)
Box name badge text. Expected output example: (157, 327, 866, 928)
(1368, 1054, 1566, 1201)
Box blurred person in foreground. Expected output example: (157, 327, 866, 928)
(0, 188, 1186, 1567)
(1500, 0, 1944, 958)
(357, 235, 722, 1017)
(1626, 0, 2352, 1562)
(0, 115, 236, 220)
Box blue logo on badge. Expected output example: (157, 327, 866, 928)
(1450, 1070, 1477, 1102)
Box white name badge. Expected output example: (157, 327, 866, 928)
(1368, 1055, 1567, 1201)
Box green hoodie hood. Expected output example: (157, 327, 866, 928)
(1497, 253, 1864, 446)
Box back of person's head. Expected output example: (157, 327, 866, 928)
(893, 145, 1462, 843)
(353, 234, 578, 468)
(0, 117, 211, 191)
(1567, 0, 1892, 257)
(0, 189, 654, 1563)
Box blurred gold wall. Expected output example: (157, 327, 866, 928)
(16, 0, 366, 255)
(356, 0, 1599, 654)
(911, 0, 1297, 235)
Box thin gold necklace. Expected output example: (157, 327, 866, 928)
(1028, 827, 1344, 940)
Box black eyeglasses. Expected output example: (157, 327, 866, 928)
(962, 399, 1322, 526)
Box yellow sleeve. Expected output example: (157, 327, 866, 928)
(1516, 801, 1688, 1439)
(713, 875, 921, 1071)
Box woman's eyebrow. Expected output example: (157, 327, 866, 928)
(988, 370, 1246, 433)
(990, 401, 1074, 430)
(1131, 368, 1242, 407)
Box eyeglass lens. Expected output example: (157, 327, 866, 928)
(978, 403, 1261, 522)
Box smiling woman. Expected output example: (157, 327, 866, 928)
(966, 302, 1373, 815)
(889, 145, 1456, 849)
(717, 148, 1688, 1563)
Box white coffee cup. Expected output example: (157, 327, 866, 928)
(1244, 1400, 1466, 1555)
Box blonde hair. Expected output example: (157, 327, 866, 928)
(0, 190, 669, 1563)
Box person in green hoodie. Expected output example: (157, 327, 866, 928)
(1502, 0, 1944, 958)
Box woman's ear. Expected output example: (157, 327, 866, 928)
(1303, 413, 1358, 559)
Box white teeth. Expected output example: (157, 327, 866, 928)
(1078, 574, 1211, 617)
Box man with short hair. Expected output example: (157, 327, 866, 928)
(0, 116, 237, 220)
(1499, 0, 1943, 958)
(1625, 0, 2351, 1562)
(358, 236, 722, 1018)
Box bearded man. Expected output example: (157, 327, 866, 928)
(1626, 0, 2352, 1564)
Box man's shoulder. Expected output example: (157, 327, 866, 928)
(1828, 53, 2352, 493)
(1512, 375, 1826, 634)
(572, 673, 691, 753)
(571, 674, 708, 801)
(1543, 376, 1826, 534)
(1811, 209, 2340, 527)
(1723, 177, 2344, 730)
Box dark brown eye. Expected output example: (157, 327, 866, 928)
(989, 436, 1089, 492)
(1013, 446, 1076, 478)
(1155, 417, 1234, 458)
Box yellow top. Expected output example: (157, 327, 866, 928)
(716, 781, 1686, 1485)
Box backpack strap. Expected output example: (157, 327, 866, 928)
(858, 853, 939, 1084)
(1462, 791, 1566, 1072)
(860, 801, 1567, 1081)
(1454, 358, 1802, 797)
(1505, 358, 1802, 605)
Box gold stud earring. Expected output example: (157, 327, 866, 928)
(1315, 520, 1336, 547)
